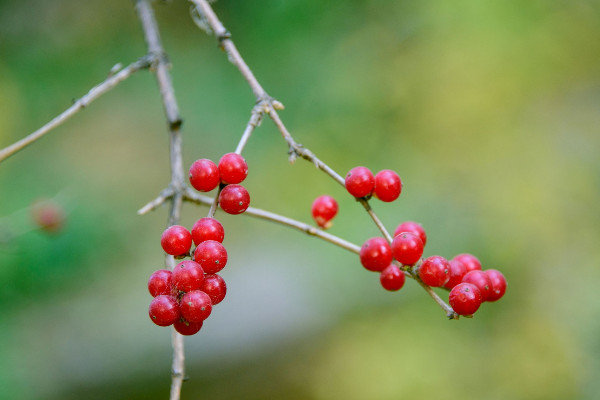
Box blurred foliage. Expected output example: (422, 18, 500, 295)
(1, 0, 599, 399)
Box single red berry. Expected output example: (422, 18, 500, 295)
(148, 269, 173, 297)
(149, 295, 180, 326)
(345, 166, 375, 198)
(359, 237, 393, 272)
(218, 153, 248, 184)
(194, 240, 228, 274)
(172, 260, 205, 292)
(484, 269, 507, 302)
(418, 255, 450, 287)
(191, 217, 225, 246)
(189, 159, 220, 192)
(174, 318, 203, 336)
(31, 200, 65, 233)
(160, 225, 192, 256)
(391, 232, 424, 266)
(179, 290, 213, 323)
(449, 283, 483, 315)
(373, 169, 402, 202)
(453, 253, 481, 273)
(311, 195, 338, 229)
(380, 264, 406, 291)
(200, 274, 227, 305)
(462, 270, 492, 301)
(393, 221, 427, 247)
(219, 184, 250, 215)
(443, 259, 467, 289)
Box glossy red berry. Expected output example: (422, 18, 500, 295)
(160, 225, 192, 256)
(218, 153, 248, 184)
(443, 259, 467, 289)
(149, 295, 180, 326)
(345, 166, 375, 198)
(380, 264, 406, 291)
(189, 159, 220, 192)
(393, 221, 427, 247)
(194, 240, 228, 274)
(449, 283, 483, 315)
(374, 169, 402, 202)
(148, 269, 173, 297)
(200, 274, 227, 305)
(453, 253, 481, 273)
(391, 232, 424, 266)
(172, 260, 205, 292)
(484, 269, 507, 302)
(219, 184, 250, 215)
(418, 256, 450, 287)
(462, 270, 492, 301)
(311, 195, 338, 229)
(359, 237, 393, 272)
(191, 217, 224, 246)
(179, 290, 213, 323)
(174, 318, 203, 336)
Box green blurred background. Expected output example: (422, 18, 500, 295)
(1, 0, 599, 398)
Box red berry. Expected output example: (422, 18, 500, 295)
(160, 225, 192, 256)
(484, 269, 507, 302)
(345, 166, 375, 198)
(31, 200, 65, 233)
(200, 274, 227, 305)
(391, 232, 424, 266)
(443, 259, 467, 289)
(174, 318, 203, 336)
(179, 290, 213, 323)
(449, 283, 483, 315)
(380, 264, 406, 291)
(149, 295, 180, 326)
(219, 184, 250, 215)
(148, 269, 173, 297)
(462, 270, 492, 301)
(189, 159, 220, 192)
(373, 169, 402, 202)
(393, 221, 427, 247)
(453, 253, 481, 273)
(218, 153, 248, 184)
(172, 260, 205, 292)
(418, 256, 450, 287)
(359, 237, 393, 272)
(194, 240, 228, 274)
(191, 217, 225, 246)
(311, 195, 338, 229)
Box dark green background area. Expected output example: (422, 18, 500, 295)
(1, 0, 599, 399)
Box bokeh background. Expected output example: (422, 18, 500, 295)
(1, 0, 599, 398)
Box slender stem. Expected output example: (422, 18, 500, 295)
(234, 104, 264, 155)
(0, 57, 153, 164)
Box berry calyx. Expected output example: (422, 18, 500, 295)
(179, 290, 213, 323)
(194, 240, 228, 274)
(311, 195, 338, 229)
(449, 283, 483, 316)
(219, 184, 250, 215)
(148, 269, 173, 297)
(393, 221, 427, 247)
(453, 253, 481, 273)
(174, 318, 203, 336)
(391, 232, 424, 266)
(345, 166, 375, 198)
(443, 259, 467, 289)
(160, 225, 192, 256)
(462, 270, 492, 302)
(218, 153, 248, 184)
(373, 169, 402, 202)
(189, 159, 220, 192)
(359, 237, 393, 272)
(191, 217, 225, 246)
(149, 295, 180, 326)
(418, 255, 450, 287)
(380, 264, 406, 291)
(172, 260, 205, 292)
(484, 269, 507, 302)
(200, 274, 227, 305)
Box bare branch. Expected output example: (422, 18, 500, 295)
(137, 187, 175, 215)
(0, 56, 153, 164)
